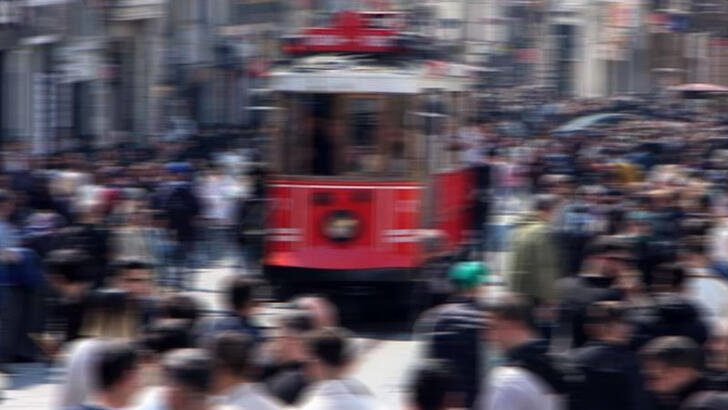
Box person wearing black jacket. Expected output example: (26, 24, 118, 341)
(264, 310, 316, 405)
(568, 301, 649, 410)
(235, 167, 268, 273)
(160, 163, 199, 290)
(54, 207, 110, 289)
(640, 336, 723, 410)
(415, 262, 487, 410)
(45, 249, 93, 343)
(554, 237, 628, 350)
(629, 264, 709, 351)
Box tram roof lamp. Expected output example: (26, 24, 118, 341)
(247, 106, 279, 111)
(412, 111, 447, 118)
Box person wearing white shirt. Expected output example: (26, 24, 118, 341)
(479, 293, 563, 410)
(680, 236, 728, 329)
(708, 217, 728, 279)
(298, 327, 383, 410)
(209, 333, 282, 410)
(458, 122, 485, 166)
(198, 170, 243, 264)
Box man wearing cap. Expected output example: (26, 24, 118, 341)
(414, 261, 488, 409)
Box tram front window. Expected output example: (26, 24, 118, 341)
(283, 93, 413, 178)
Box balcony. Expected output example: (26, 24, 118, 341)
(106, 0, 165, 22)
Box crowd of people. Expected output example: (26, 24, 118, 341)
(433, 97, 728, 410)
(2, 94, 728, 410)
(0, 138, 268, 370)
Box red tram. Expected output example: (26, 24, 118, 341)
(261, 11, 477, 306)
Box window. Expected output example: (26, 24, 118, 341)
(279, 93, 416, 178)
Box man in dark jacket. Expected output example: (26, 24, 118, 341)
(45, 249, 93, 343)
(264, 310, 316, 405)
(630, 263, 709, 350)
(568, 301, 648, 410)
(161, 163, 199, 289)
(641, 336, 722, 410)
(198, 276, 266, 346)
(554, 236, 628, 350)
(415, 262, 488, 409)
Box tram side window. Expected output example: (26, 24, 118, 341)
(382, 95, 411, 177)
(285, 94, 337, 176)
(347, 98, 381, 175)
(282, 94, 414, 178)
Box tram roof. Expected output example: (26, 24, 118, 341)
(268, 56, 475, 94)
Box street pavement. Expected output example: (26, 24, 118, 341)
(0, 259, 422, 409)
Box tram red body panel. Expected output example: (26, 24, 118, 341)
(435, 169, 474, 249)
(265, 178, 425, 270)
(265, 170, 473, 272)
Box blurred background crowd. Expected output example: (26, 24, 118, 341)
(0, 91, 724, 410)
(0, 0, 727, 409)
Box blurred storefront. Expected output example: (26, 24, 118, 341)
(105, 0, 166, 143)
(3, 0, 69, 154)
(56, 2, 107, 150)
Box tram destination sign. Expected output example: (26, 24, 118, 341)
(284, 11, 402, 55)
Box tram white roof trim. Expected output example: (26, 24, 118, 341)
(268, 62, 474, 94)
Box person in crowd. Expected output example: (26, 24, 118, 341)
(414, 261, 488, 409)
(110, 207, 159, 267)
(138, 319, 196, 362)
(110, 260, 158, 327)
(45, 249, 94, 344)
(568, 301, 648, 410)
(64, 341, 141, 410)
(408, 360, 456, 410)
(0, 189, 45, 366)
(264, 310, 316, 405)
(198, 277, 265, 345)
(299, 327, 382, 410)
(208, 332, 282, 410)
(708, 215, 728, 279)
(706, 320, 728, 379)
(57, 204, 110, 288)
(197, 167, 240, 265)
(157, 293, 201, 325)
(234, 167, 268, 273)
(291, 295, 340, 329)
(554, 185, 600, 276)
(457, 118, 485, 167)
(57, 289, 142, 409)
(640, 263, 710, 348)
(640, 336, 722, 410)
(678, 235, 728, 328)
(507, 194, 563, 334)
(554, 236, 630, 350)
(136, 349, 213, 410)
(160, 163, 200, 290)
(480, 292, 567, 410)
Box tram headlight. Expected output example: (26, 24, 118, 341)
(323, 210, 360, 242)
